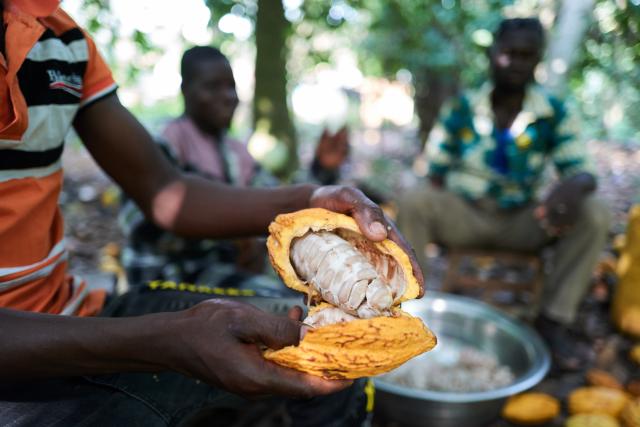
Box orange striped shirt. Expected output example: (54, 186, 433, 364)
(0, 5, 117, 315)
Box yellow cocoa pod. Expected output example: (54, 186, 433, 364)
(621, 398, 640, 427)
(627, 380, 640, 398)
(630, 345, 640, 365)
(613, 206, 640, 337)
(565, 414, 620, 427)
(501, 392, 560, 425)
(568, 387, 631, 417)
(586, 369, 624, 390)
(264, 208, 436, 379)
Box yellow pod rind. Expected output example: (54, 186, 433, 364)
(613, 205, 640, 337)
(266, 208, 420, 302)
(501, 392, 560, 425)
(264, 312, 436, 379)
(621, 398, 640, 427)
(568, 387, 631, 417)
(565, 414, 620, 427)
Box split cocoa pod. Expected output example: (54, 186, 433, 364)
(264, 208, 436, 379)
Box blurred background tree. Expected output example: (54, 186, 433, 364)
(358, 0, 510, 148)
(544, 0, 595, 94)
(572, 0, 640, 145)
(80, 0, 160, 85)
(206, 0, 299, 179)
(76, 0, 640, 179)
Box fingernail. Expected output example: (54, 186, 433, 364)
(370, 222, 386, 236)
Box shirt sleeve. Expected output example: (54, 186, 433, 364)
(249, 163, 280, 188)
(161, 121, 188, 165)
(550, 100, 595, 178)
(426, 99, 459, 179)
(79, 30, 117, 109)
(231, 139, 280, 187)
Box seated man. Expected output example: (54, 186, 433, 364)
(0, 1, 421, 425)
(119, 46, 349, 289)
(398, 18, 610, 370)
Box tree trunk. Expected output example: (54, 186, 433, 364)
(253, 0, 298, 179)
(414, 70, 459, 152)
(544, 0, 595, 95)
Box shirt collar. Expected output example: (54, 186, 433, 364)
(470, 81, 554, 137)
(6, 0, 59, 18)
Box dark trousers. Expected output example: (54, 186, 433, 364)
(0, 287, 367, 427)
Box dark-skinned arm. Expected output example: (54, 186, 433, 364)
(0, 301, 350, 398)
(73, 94, 315, 239)
(0, 94, 426, 396)
(72, 94, 423, 289)
(73, 94, 407, 243)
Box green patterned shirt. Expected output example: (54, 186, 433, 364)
(427, 84, 593, 208)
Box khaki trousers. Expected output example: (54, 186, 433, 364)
(397, 185, 611, 325)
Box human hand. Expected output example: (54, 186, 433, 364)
(314, 127, 349, 170)
(534, 173, 596, 236)
(429, 176, 444, 189)
(534, 186, 581, 235)
(309, 185, 425, 297)
(169, 300, 351, 398)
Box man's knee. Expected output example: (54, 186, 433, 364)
(397, 183, 450, 218)
(578, 197, 611, 235)
(398, 185, 429, 215)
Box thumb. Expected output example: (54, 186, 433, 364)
(287, 306, 304, 321)
(309, 186, 388, 241)
(352, 203, 388, 241)
(233, 312, 302, 350)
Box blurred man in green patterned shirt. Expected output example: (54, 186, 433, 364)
(398, 18, 610, 370)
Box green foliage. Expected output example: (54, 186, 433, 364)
(80, 0, 160, 85)
(128, 97, 183, 134)
(206, 0, 258, 43)
(205, 0, 354, 67)
(573, 1, 640, 142)
(359, 0, 512, 86)
(77, 0, 640, 143)
(81, 0, 107, 33)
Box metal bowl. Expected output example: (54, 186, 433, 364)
(374, 292, 550, 427)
